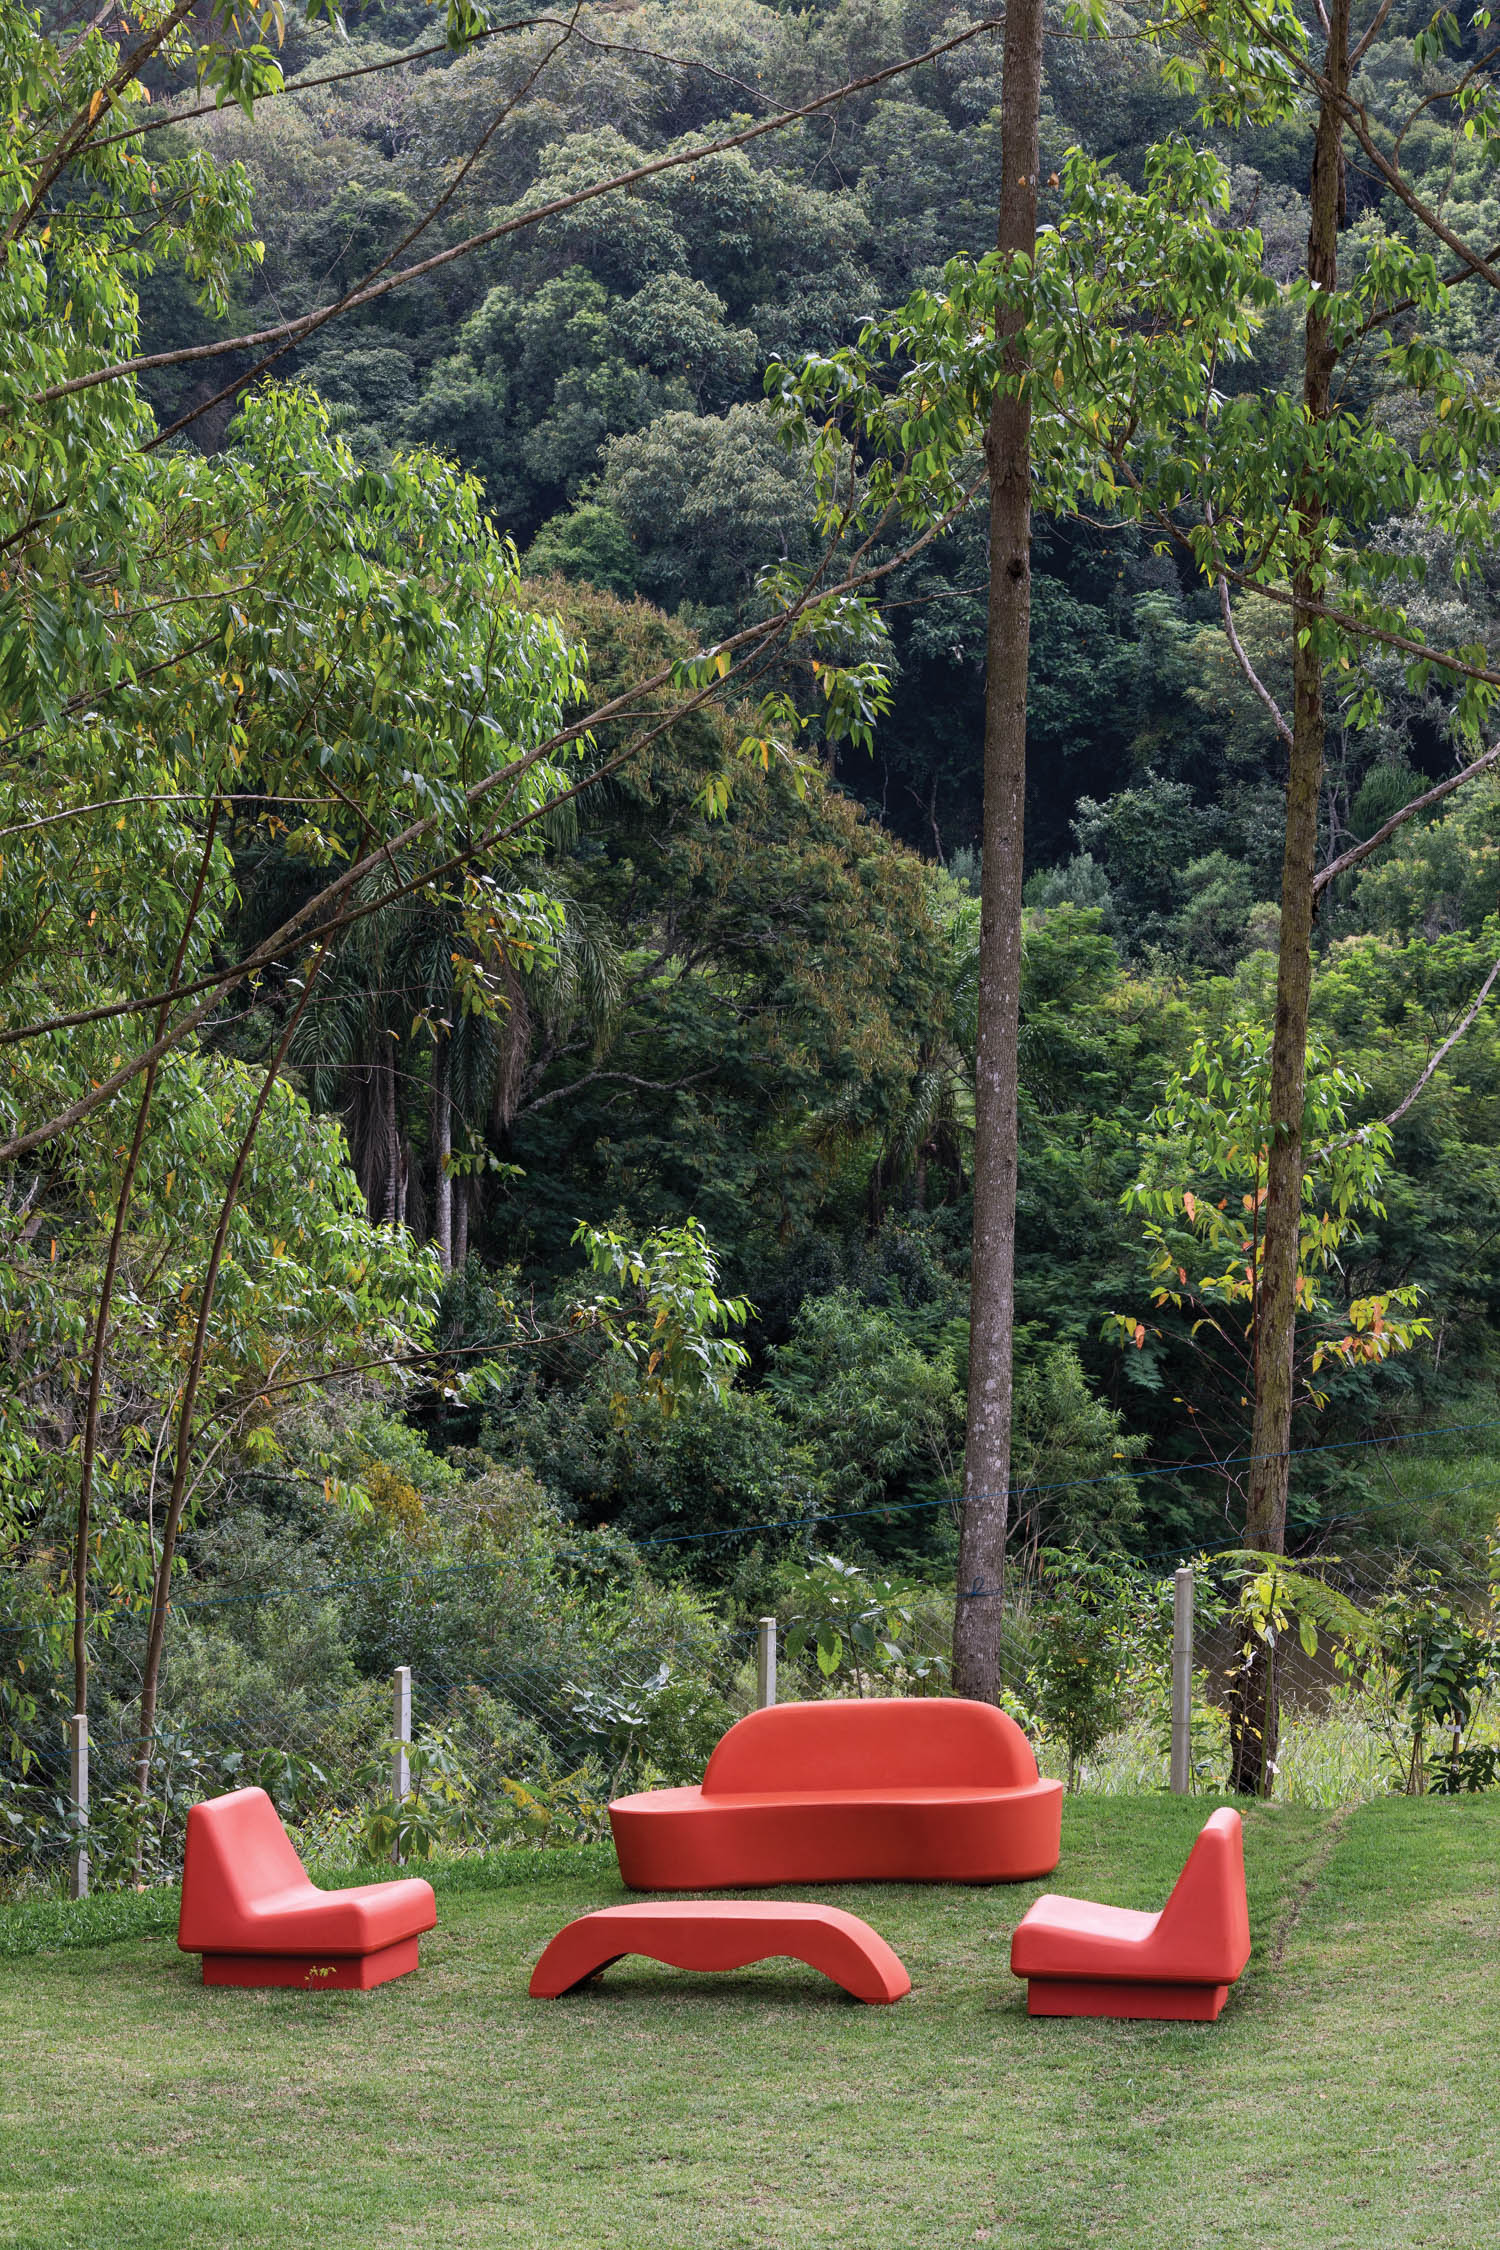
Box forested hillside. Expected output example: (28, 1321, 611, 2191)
(5, 0, 1500, 1880)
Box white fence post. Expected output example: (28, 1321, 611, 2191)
(1170, 1567, 1195, 1794)
(69, 1713, 89, 1900)
(392, 1665, 411, 1865)
(757, 1617, 777, 1709)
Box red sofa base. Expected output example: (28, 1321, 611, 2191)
(201, 1935, 421, 1990)
(610, 1783, 1063, 1890)
(1025, 1976, 1230, 2021)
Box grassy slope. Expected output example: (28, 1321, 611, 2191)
(0, 1796, 1494, 2250)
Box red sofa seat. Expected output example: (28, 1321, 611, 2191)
(610, 1698, 1062, 1888)
(1010, 1806, 1251, 2020)
(177, 1786, 436, 1989)
(530, 1900, 911, 2004)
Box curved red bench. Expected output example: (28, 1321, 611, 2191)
(1010, 1807, 1251, 2020)
(609, 1697, 1061, 1888)
(529, 1901, 910, 2003)
(177, 1786, 436, 1990)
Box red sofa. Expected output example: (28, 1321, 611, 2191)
(610, 1697, 1062, 1888)
(1010, 1806, 1251, 2019)
(177, 1786, 436, 1989)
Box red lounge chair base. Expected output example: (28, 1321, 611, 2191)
(610, 1699, 1061, 1889)
(529, 1901, 911, 2004)
(1025, 1977, 1230, 2021)
(1010, 1808, 1251, 2023)
(201, 1935, 421, 1991)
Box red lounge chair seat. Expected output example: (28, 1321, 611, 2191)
(1010, 1807, 1251, 2020)
(529, 1900, 910, 2004)
(609, 1698, 1062, 1887)
(177, 1786, 436, 1990)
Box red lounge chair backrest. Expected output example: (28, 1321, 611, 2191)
(700, 1697, 1040, 1795)
(1155, 1807, 1251, 1982)
(179, 1786, 313, 1948)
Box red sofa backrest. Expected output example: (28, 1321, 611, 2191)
(1156, 1807, 1251, 1982)
(700, 1697, 1040, 1795)
(178, 1786, 313, 1949)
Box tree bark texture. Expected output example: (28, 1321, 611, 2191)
(952, 0, 1043, 1704)
(1231, 0, 1348, 1794)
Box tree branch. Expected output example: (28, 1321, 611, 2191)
(1313, 739, 1500, 894)
(1383, 956, 1500, 1130)
(1217, 571, 1292, 747)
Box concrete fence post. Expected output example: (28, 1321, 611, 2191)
(756, 1617, 777, 1709)
(392, 1665, 411, 1865)
(69, 1714, 89, 1900)
(1170, 1567, 1195, 1795)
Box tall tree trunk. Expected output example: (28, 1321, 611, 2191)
(952, 0, 1043, 1703)
(379, 1046, 400, 1225)
(1230, 0, 1348, 1794)
(433, 1032, 453, 1274)
(453, 1176, 469, 1271)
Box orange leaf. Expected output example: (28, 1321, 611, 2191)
(1133, 1323, 1146, 1349)
(1182, 1190, 1196, 1221)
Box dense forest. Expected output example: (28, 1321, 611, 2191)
(5, 0, 1500, 1880)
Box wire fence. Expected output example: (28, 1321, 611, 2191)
(6, 1541, 1496, 1901)
(4, 1415, 1498, 1898)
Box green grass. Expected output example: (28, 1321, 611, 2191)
(1, 1796, 1495, 2249)
(0, 1842, 617, 1959)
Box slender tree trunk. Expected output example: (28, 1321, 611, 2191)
(952, 0, 1042, 1703)
(433, 1033, 453, 1273)
(453, 1177, 469, 1271)
(134, 948, 329, 1807)
(72, 812, 220, 1718)
(1230, 0, 1348, 1794)
(378, 1047, 400, 1225)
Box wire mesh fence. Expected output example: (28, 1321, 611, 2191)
(4, 1525, 1496, 1903)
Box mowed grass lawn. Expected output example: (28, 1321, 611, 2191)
(2, 1795, 1496, 2250)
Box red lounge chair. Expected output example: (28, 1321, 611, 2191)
(177, 1786, 437, 1990)
(609, 1697, 1062, 1888)
(1010, 1806, 1251, 2020)
(529, 1900, 910, 2004)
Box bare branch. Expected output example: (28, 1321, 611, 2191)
(1313, 739, 1500, 894)
(1217, 571, 1292, 747)
(1320, 951, 1500, 1153)
(1382, 956, 1500, 1130)
(520, 1065, 714, 1114)
(1349, 0, 1396, 65)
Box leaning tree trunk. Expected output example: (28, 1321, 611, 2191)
(952, 0, 1043, 1703)
(134, 956, 327, 1817)
(1230, 0, 1348, 1795)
